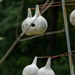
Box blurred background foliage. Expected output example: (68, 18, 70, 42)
(0, 0, 75, 75)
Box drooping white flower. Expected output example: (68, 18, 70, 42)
(22, 57, 39, 75)
(70, 10, 75, 26)
(0, 0, 3, 2)
(21, 8, 32, 35)
(37, 58, 55, 75)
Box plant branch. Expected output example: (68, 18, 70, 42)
(0, 0, 53, 64)
(20, 29, 65, 41)
(15, 0, 24, 39)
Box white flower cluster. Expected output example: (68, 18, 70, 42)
(22, 57, 55, 75)
(21, 5, 48, 36)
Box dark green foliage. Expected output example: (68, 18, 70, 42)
(0, 0, 75, 75)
